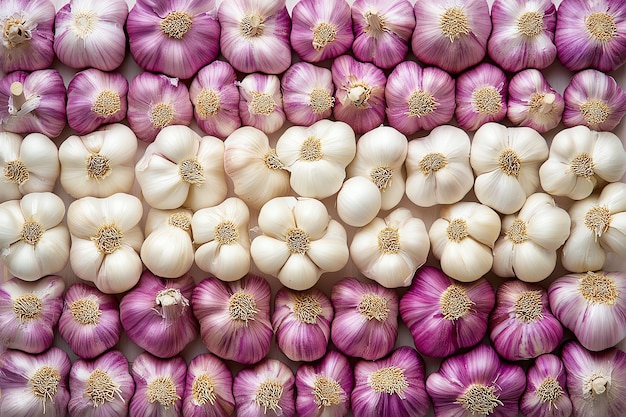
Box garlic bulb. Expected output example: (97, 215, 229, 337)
(429, 201, 501, 282)
(192, 197, 251, 282)
(59, 123, 138, 199)
(135, 125, 227, 211)
(455, 63, 508, 131)
(405, 125, 474, 207)
(0, 131, 59, 203)
(493, 193, 571, 282)
(183, 353, 235, 417)
(237, 73, 285, 134)
(282, 62, 335, 126)
(336, 176, 382, 228)
(0, 192, 70, 281)
(223, 126, 290, 209)
(141, 207, 194, 279)
(470, 123, 549, 214)
(67, 193, 144, 294)
(521, 354, 572, 417)
(276, 119, 356, 199)
(250, 196, 349, 291)
(350, 208, 430, 289)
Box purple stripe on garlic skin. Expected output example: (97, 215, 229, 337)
(520, 354, 572, 417)
(183, 353, 235, 417)
(455, 63, 508, 131)
(282, 62, 335, 126)
(237, 73, 286, 135)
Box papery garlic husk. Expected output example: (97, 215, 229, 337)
(251, 196, 350, 291)
(412, 0, 491, 74)
(120, 271, 198, 358)
(135, 125, 227, 211)
(184, 353, 235, 417)
(59, 123, 137, 199)
(350, 208, 430, 289)
(237, 73, 285, 134)
(290, 0, 353, 63)
(488, 0, 557, 72)
(455, 63, 508, 131)
(330, 277, 399, 360)
(429, 201, 501, 282)
(141, 208, 194, 279)
(0, 69, 66, 138)
(562, 341, 626, 417)
(54, 0, 128, 71)
(190, 61, 241, 139)
(385, 61, 455, 135)
(336, 176, 382, 227)
(346, 125, 407, 210)
(493, 193, 571, 282)
(555, 0, 626, 72)
(427, 344, 526, 417)
(507, 69, 564, 133)
(223, 126, 290, 210)
(470, 123, 549, 214)
(563, 69, 626, 131)
(233, 358, 296, 417)
(0, 275, 64, 354)
(0, 0, 55, 72)
(127, 72, 193, 143)
(0, 131, 59, 203)
(127, 0, 220, 79)
(520, 354, 573, 417)
(67, 193, 144, 294)
(561, 183, 626, 272)
(331, 55, 386, 134)
(351, 0, 416, 69)
(282, 62, 335, 126)
(272, 286, 334, 362)
(192, 197, 251, 282)
(129, 352, 186, 417)
(69, 350, 135, 417)
(405, 125, 474, 207)
(66, 69, 128, 134)
(58, 283, 121, 359)
(192, 275, 273, 365)
(218, 0, 292, 74)
(0, 347, 71, 417)
(399, 266, 495, 358)
(0, 192, 70, 281)
(276, 119, 356, 199)
(549, 271, 626, 351)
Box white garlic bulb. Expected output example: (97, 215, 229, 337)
(336, 176, 382, 227)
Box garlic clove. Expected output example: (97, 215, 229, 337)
(249, 235, 292, 277)
(197, 242, 251, 282)
(562, 226, 606, 272)
(278, 254, 323, 292)
(336, 176, 382, 227)
(256, 197, 297, 238)
(307, 220, 350, 272)
(69, 236, 105, 279)
(592, 132, 626, 182)
(440, 236, 494, 282)
(474, 170, 528, 215)
(602, 214, 626, 255)
(293, 198, 332, 240)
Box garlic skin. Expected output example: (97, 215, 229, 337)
(0, 131, 59, 203)
(59, 123, 138, 199)
(0, 275, 64, 354)
(223, 127, 290, 210)
(54, 0, 128, 71)
(429, 201, 501, 282)
(350, 208, 430, 289)
(405, 125, 473, 208)
(0, 192, 70, 281)
(351, 0, 416, 69)
(470, 123, 549, 215)
(135, 125, 227, 211)
(282, 62, 335, 126)
(493, 193, 571, 283)
(237, 73, 285, 134)
(251, 197, 350, 291)
(141, 208, 194, 279)
(183, 353, 235, 417)
(455, 63, 508, 131)
(277, 119, 356, 199)
(67, 193, 144, 294)
(520, 354, 572, 417)
(192, 197, 251, 282)
(336, 176, 382, 228)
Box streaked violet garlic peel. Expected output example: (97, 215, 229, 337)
(0, 347, 71, 417)
(295, 351, 353, 417)
(427, 344, 526, 417)
(183, 353, 235, 417)
(455, 63, 508, 131)
(0, 0, 56, 72)
(330, 277, 399, 361)
(237, 73, 285, 134)
(192, 275, 273, 365)
(58, 283, 121, 359)
(282, 62, 335, 126)
(351, 347, 430, 417)
(68, 350, 135, 417)
(127, 0, 220, 80)
(120, 271, 198, 358)
(399, 266, 495, 358)
(0, 275, 64, 354)
(521, 354, 572, 417)
(233, 358, 296, 417)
